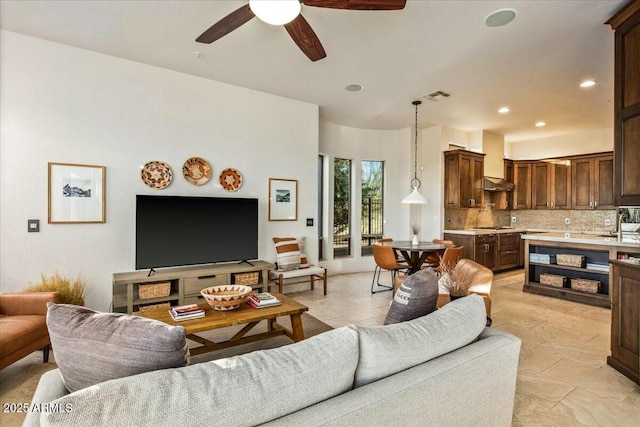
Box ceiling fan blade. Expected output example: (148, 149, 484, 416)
(196, 4, 255, 44)
(303, 0, 406, 10)
(284, 15, 327, 62)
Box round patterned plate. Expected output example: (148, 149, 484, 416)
(219, 168, 242, 192)
(182, 157, 212, 186)
(141, 161, 172, 189)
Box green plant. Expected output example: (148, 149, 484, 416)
(24, 272, 87, 306)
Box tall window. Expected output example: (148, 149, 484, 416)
(318, 155, 324, 260)
(361, 161, 384, 255)
(333, 158, 351, 257)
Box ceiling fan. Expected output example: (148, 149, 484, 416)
(196, 0, 407, 62)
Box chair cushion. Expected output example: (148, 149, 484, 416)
(41, 327, 359, 427)
(273, 237, 301, 271)
(352, 294, 487, 387)
(270, 265, 325, 279)
(46, 303, 189, 393)
(384, 268, 438, 325)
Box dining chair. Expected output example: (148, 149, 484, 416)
(377, 237, 404, 263)
(371, 243, 409, 294)
(426, 239, 455, 269)
(432, 246, 464, 275)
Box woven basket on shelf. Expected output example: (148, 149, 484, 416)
(540, 273, 566, 288)
(556, 254, 586, 268)
(138, 282, 171, 299)
(570, 278, 600, 293)
(234, 272, 259, 286)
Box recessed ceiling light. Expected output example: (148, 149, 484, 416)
(535, 121, 546, 127)
(345, 84, 363, 92)
(498, 107, 510, 114)
(580, 80, 596, 88)
(485, 9, 517, 27)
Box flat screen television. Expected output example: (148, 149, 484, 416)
(135, 195, 258, 270)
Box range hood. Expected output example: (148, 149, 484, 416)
(483, 176, 514, 192)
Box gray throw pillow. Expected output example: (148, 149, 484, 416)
(384, 268, 438, 325)
(353, 294, 486, 387)
(46, 303, 189, 393)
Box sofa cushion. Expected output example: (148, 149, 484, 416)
(352, 294, 487, 387)
(41, 326, 359, 427)
(0, 315, 49, 358)
(273, 237, 301, 271)
(46, 303, 189, 393)
(384, 268, 438, 325)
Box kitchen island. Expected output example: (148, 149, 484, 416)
(522, 232, 640, 308)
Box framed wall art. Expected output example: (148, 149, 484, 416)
(268, 178, 297, 221)
(48, 162, 106, 223)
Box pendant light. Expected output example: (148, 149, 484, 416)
(402, 100, 429, 204)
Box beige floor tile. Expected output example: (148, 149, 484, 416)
(513, 392, 587, 426)
(553, 387, 640, 427)
(517, 367, 576, 403)
(543, 359, 637, 400)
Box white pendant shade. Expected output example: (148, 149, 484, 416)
(402, 187, 428, 204)
(249, 0, 301, 25)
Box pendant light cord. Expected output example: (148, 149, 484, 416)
(412, 100, 422, 188)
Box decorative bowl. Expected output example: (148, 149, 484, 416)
(200, 285, 252, 311)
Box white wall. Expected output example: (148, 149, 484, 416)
(0, 31, 319, 310)
(507, 128, 613, 159)
(319, 122, 410, 274)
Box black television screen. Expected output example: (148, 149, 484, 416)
(136, 195, 258, 270)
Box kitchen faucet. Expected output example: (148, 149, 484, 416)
(617, 210, 626, 241)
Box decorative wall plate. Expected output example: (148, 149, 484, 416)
(182, 157, 212, 186)
(141, 161, 172, 189)
(219, 168, 242, 192)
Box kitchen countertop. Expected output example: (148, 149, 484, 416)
(522, 232, 640, 248)
(443, 228, 527, 235)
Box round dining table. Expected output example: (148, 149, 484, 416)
(379, 240, 448, 275)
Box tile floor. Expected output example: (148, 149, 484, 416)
(1, 269, 639, 426)
(293, 269, 640, 426)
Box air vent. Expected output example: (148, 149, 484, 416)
(424, 90, 451, 101)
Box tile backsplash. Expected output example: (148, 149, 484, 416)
(445, 208, 617, 233)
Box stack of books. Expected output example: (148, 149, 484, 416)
(169, 304, 205, 321)
(586, 263, 610, 272)
(246, 292, 282, 309)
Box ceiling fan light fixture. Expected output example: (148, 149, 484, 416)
(249, 0, 301, 25)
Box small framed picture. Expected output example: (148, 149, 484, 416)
(268, 178, 297, 221)
(48, 162, 106, 223)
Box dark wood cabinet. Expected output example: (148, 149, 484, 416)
(571, 153, 614, 210)
(512, 161, 532, 209)
(607, 260, 639, 385)
(497, 232, 522, 270)
(608, 0, 640, 206)
(474, 234, 497, 270)
(444, 150, 485, 208)
(444, 232, 522, 272)
(499, 159, 514, 210)
(532, 161, 570, 210)
(523, 239, 613, 308)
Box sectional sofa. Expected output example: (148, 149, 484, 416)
(25, 294, 520, 426)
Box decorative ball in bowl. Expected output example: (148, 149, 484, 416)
(200, 285, 252, 311)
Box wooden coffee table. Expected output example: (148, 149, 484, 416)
(135, 293, 308, 356)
